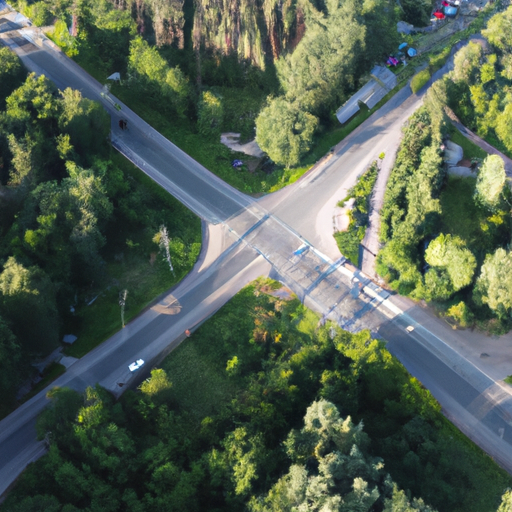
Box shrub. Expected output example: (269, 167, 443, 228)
(411, 68, 431, 94)
(446, 301, 474, 328)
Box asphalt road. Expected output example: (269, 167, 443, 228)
(2, 17, 512, 500)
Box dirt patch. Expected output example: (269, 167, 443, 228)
(334, 197, 355, 233)
(245, 156, 263, 173)
(220, 132, 265, 158)
(458, 158, 472, 168)
(257, 282, 295, 301)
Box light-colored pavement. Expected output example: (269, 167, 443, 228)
(3, 13, 512, 499)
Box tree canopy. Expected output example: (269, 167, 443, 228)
(474, 155, 506, 210)
(474, 248, 512, 318)
(255, 97, 318, 167)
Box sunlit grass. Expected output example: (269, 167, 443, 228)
(449, 126, 488, 160)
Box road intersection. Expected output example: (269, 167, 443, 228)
(2, 8, 512, 498)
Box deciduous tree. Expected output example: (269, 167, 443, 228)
(482, 6, 512, 51)
(425, 234, 476, 291)
(474, 155, 506, 210)
(474, 248, 512, 318)
(0, 257, 59, 355)
(452, 42, 482, 84)
(255, 97, 317, 167)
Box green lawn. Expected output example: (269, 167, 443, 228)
(411, 68, 431, 94)
(440, 176, 482, 244)
(161, 335, 238, 421)
(449, 127, 488, 160)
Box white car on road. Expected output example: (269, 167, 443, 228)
(129, 359, 144, 372)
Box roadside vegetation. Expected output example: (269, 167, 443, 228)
(10, 0, 402, 194)
(0, 48, 200, 418)
(444, 7, 512, 159)
(9, 0, 497, 197)
(2, 279, 511, 512)
(377, 7, 512, 331)
(411, 68, 431, 93)
(334, 162, 378, 265)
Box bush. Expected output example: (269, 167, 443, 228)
(27, 2, 52, 26)
(334, 163, 378, 265)
(446, 301, 474, 328)
(411, 68, 431, 93)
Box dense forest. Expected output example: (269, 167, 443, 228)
(0, 48, 200, 418)
(2, 279, 511, 511)
(376, 7, 512, 331)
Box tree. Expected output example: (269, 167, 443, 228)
(139, 368, 172, 398)
(7, 133, 38, 188)
(4, 73, 58, 136)
(58, 88, 110, 164)
(495, 103, 512, 154)
(474, 248, 512, 318)
(470, 84, 489, 116)
(2, 494, 62, 512)
(446, 301, 474, 328)
(384, 484, 437, 511)
(26, 2, 53, 27)
(197, 91, 223, 137)
(425, 234, 476, 291)
(255, 97, 318, 167)
(0, 257, 59, 355)
(480, 54, 497, 84)
(36, 387, 83, 442)
(208, 427, 266, 500)
(128, 36, 190, 115)
(0, 47, 25, 108)
(0, 315, 22, 409)
(482, 7, 512, 51)
(501, 54, 512, 81)
(474, 155, 506, 210)
(250, 400, 384, 512)
(497, 489, 512, 512)
(452, 42, 482, 84)
(275, 0, 366, 116)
